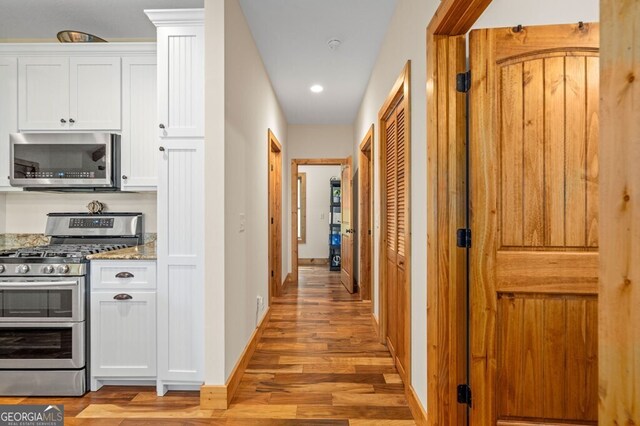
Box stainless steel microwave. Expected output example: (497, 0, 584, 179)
(10, 133, 121, 191)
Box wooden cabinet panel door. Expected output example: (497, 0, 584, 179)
(469, 23, 599, 425)
(341, 157, 355, 293)
(383, 100, 409, 381)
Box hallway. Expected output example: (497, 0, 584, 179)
(230, 265, 415, 423)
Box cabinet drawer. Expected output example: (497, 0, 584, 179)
(91, 261, 156, 290)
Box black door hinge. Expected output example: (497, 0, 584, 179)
(457, 384, 472, 406)
(271, 270, 274, 277)
(456, 71, 471, 93)
(456, 228, 471, 248)
(271, 217, 274, 224)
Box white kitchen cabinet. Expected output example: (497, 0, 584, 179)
(69, 57, 121, 130)
(90, 260, 157, 391)
(0, 57, 19, 191)
(18, 57, 69, 130)
(156, 139, 204, 393)
(121, 57, 158, 190)
(147, 10, 204, 139)
(18, 57, 121, 131)
(147, 8, 205, 396)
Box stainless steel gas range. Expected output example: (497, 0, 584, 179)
(0, 212, 143, 396)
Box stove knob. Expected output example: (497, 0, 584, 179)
(42, 265, 55, 274)
(0, 265, 5, 273)
(17, 264, 30, 274)
(57, 265, 70, 274)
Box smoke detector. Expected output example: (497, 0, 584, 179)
(327, 39, 342, 50)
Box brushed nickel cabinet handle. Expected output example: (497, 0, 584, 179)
(60, 118, 67, 124)
(69, 118, 75, 124)
(115, 272, 134, 279)
(113, 293, 133, 301)
(159, 123, 165, 129)
(159, 146, 165, 152)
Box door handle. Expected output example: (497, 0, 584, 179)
(113, 293, 133, 301)
(115, 272, 134, 279)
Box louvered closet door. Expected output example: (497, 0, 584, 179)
(384, 100, 409, 381)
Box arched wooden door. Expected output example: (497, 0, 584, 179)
(470, 23, 599, 425)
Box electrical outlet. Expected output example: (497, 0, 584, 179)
(257, 295, 264, 311)
(320, 213, 325, 220)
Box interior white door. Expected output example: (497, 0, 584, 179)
(69, 57, 121, 130)
(18, 57, 69, 130)
(121, 57, 158, 190)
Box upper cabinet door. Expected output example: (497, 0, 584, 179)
(18, 57, 70, 130)
(121, 57, 158, 190)
(0, 58, 18, 190)
(157, 26, 204, 138)
(69, 57, 121, 130)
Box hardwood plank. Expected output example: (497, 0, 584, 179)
(542, 299, 566, 419)
(496, 251, 598, 293)
(544, 56, 567, 247)
(585, 56, 599, 248)
(564, 56, 587, 247)
(500, 62, 524, 247)
(522, 59, 545, 247)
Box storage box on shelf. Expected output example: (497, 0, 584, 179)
(0, 43, 158, 192)
(90, 260, 157, 391)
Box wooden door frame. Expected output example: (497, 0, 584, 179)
(358, 125, 374, 302)
(425, 1, 493, 425)
(290, 158, 349, 285)
(599, 1, 639, 423)
(268, 129, 283, 301)
(379, 61, 411, 378)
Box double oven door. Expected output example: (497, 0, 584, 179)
(0, 277, 85, 369)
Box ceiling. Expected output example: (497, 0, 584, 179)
(238, 0, 398, 125)
(0, 0, 204, 41)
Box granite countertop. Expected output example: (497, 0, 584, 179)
(0, 234, 50, 252)
(87, 241, 157, 261)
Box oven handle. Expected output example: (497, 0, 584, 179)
(0, 281, 78, 288)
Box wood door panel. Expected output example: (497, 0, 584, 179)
(341, 157, 354, 293)
(499, 54, 599, 249)
(470, 23, 599, 426)
(496, 295, 597, 422)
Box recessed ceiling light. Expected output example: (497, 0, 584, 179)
(310, 85, 324, 93)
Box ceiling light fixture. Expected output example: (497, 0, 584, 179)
(310, 85, 324, 93)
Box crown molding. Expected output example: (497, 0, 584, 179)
(0, 42, 156, 57)
(144, 9, 205, 27)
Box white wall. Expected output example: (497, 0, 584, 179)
(3, 192, 157, 232)
(285, 124, 353, 273)
(298, 165, 341, 259)
(204, 0, 226, 385)
(353, 0, 438, 407)
(222, 0, 288, 380)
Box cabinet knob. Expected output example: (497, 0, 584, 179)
(121, 175, 128, 180)
(60, 118, 67, 124)
(115, 271, 134, 278)
(113, 293, 133, 301)
(159, 146, 165, 152)
(159, 124, 165, 129)
(69, 118, 75, 124)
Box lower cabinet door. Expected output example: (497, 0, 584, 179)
(91, 291, 156, 377)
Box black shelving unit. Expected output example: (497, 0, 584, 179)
(329, 178, 341, 271)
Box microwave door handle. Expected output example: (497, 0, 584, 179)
(0, 281, 78, 288)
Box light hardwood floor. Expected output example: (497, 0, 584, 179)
(1, 266, 414, 425)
